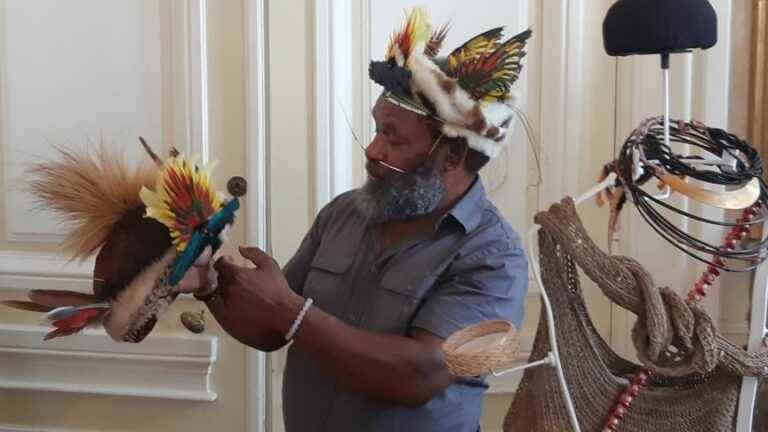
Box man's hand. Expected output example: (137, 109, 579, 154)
(213, 246, 304, 334)
(182, 246, 453, 405)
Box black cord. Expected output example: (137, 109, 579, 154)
(616, 117, 768, 272)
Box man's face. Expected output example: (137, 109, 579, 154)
(354, 97, 446, 223)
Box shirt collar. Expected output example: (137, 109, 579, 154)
(439, 176, 487, 234)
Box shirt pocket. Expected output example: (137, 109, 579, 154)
(304, 253, 352, 317)
(363, 269, 439, 334)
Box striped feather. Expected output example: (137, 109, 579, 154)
(448, 28, 532, 101)
(44, 326, 83, 341)
(28, 290, 101, 308)
(44, 303, 110, 322)
(447, 27, 504, 71)
(1, 300, 54, 313)
(425, 22, 450, 58)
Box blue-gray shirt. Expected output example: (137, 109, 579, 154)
(282, 178, 528, 432)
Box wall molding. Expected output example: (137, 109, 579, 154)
(0, 324, 217, 401)
(538, 0, 585, 207)
(314, 0, 356, 207)
(244, 0, 269, 430)
(0, 250, 93, 293)
(0, 425, 89, 432)
(5, 0, 210, 243)
(178, 0, 211, 162)
(751, 0, 768, 153)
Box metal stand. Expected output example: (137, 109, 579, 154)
(736, 224, 768, 432)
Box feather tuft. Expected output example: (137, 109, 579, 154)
(425, 22, 450, 58)
(386, 7, 431, 66)
(26, 144, 158, 261)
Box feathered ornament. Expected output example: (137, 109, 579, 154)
(2, 138, 247, 342)
(2, 290, 110, 340)
(140, 154, 222, 253)
(446, 28, 532, 101)
(596, 160, 662, 253)
(595, 162, 627, 253)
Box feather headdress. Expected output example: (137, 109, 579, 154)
(369, 7, 532, 159)
(3, 140, 246, 342)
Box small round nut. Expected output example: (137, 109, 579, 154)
(181, 310, 206, 334)
(227, 176, 248, 197)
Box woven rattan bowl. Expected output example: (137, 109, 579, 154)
(442, 320, 521, 377)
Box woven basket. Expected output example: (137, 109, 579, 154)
(442, 320, 521, 377)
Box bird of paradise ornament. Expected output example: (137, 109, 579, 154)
(2, 138, 246, 342)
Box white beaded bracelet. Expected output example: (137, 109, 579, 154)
(285, 298, 313, 341)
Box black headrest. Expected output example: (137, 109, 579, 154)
(603, 0, 717, 56)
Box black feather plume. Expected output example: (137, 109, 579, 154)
(369, 60, 413, 99)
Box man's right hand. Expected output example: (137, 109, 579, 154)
(176, 246, 218, 295)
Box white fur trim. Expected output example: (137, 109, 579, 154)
(103, 248, 177, 342)
(406, 53, 518, 159)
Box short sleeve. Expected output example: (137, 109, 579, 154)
(411, 239, 528, 339)
(281, 199, 336, 296)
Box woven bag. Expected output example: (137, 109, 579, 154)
(504, 198, 768, 432)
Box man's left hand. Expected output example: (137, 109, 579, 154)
(213, 246, 304, 334)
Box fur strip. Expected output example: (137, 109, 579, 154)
(103, 248, 177, 342)
(408, 53, 518, 158)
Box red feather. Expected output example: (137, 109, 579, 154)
(52, 308, 101, 329)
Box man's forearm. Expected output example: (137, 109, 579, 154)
(292, 304, 453, 407)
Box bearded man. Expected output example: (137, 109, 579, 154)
(181, 8, 532, 432)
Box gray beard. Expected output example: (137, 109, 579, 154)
(354, 164, 445, 223)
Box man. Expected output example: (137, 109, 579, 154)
(182, 8, 532, 431)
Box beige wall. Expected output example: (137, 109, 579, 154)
(264, 1, 313, 430)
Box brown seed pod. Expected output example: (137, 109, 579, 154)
(181, 310, 206, 334)
(227, 176, 248, 197)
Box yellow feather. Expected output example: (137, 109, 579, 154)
(385, 7, 431, 65)
(140, 153, 222, 252)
